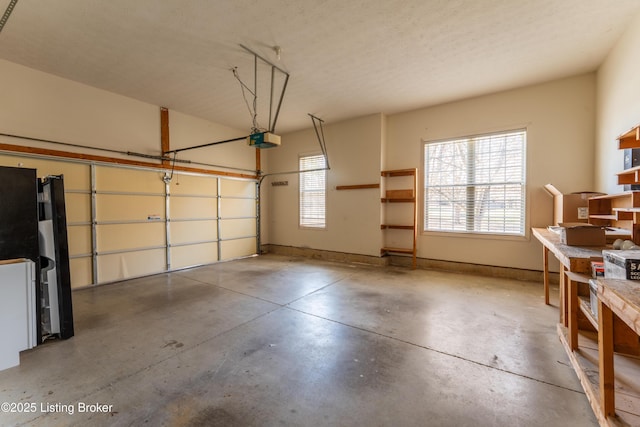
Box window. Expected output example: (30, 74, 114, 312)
(299, 154, 326, 228)
(423, 129, 526, 235)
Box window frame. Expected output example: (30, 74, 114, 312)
(298, 153, 327, 230)
(422, 129, 527, 238)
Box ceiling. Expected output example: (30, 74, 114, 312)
(1, 0, 639, 134)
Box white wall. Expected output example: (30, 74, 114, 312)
(264, 114, 384, 256)
(169, 110, 256, 172)
(595, 11, 640, 193)
(0, 59, 253, 172)
(0, 59, 260, 286)
(0, 59, 159, 158)
(387, 74, 596, 270)
(267, 75, 597, 270)
(0, 56, 607, 272)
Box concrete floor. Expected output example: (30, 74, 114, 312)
(0, 254, 597, 426)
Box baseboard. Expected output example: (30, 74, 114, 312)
(261, 244, 559, 283)
(261, 244, 389, 266)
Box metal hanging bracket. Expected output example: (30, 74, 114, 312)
(238, 44, 290, 134)
(163, 44, 290, 156)
(309, 114, 330, 170)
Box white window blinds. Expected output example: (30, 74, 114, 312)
(299, 154, 326, 228)
(423, 129, 526, 235)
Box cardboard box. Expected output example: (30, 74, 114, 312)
(544, 184, 605, 225)
(559, 223, 606, 246)
(603, 249, 640, 280)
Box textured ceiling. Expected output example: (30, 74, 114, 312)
(0, 0, 639, 134)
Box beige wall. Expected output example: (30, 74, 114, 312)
(0, 60, 258, 287)
(387, 74, 596, 270)
(595, 11, 640, 193)
(267, 75, 597, 271)
(264, 114, 384, 256)
(0, 59, 159, 159)
(169, 110, 256, 173)
(0, 46, 622, 274)
(0, 59, 255, 173)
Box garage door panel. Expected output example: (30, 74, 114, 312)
(171, 243, 217, 269)
(221, 238, 256, 260)
(96, 194, 165, 222)
(221, 179, 255, 198)
(170, 220, 217, 245)
(96, 223, 165, 252)
(171, 197, 217, 220)
(220, 198, 255, 218)
(97, 249, 166, 283)
(169, 174, 217, 196)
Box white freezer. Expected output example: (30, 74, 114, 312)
(0, 259, 37, 371)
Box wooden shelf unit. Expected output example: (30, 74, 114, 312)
(617, 126, 640, 150)
(588, 192, 640, 244)
(380, 168, 417, 268)
(616, 125, 640, 186)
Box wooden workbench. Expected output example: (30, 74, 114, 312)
(532, 227, 605, 275)
(532, 227, 604, 314)
(596, 279, 640, 425)
(533, 228, 640, 425)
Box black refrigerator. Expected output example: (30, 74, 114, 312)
(0, 165, 74, 343)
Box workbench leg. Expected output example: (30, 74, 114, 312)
(543, 246, 550, 305)
(568, 278, 578, 351)
(598, 299, 615, 417)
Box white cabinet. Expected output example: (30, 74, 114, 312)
(0, 259, 37, 371)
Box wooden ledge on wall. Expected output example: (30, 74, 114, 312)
(335, 183, 380, 190)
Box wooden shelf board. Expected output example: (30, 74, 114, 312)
(591, 214, 618, 220)
(619, 140, 640, 150)
(617, 167, 640, 181)
(381, 169, 416, 177)
(618, 212, 635, 221)
(617, 173, 640, 186)
(618, 126, 640, 150)
(336, 183, 380, 190)
(590, 192, 640, 202)
(558, 325, 640, 426)
(618, 165, 640, 174)
(566, 271, 592, 284)
(385, 189, 414, 199)
(605, 228, 633, 237)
